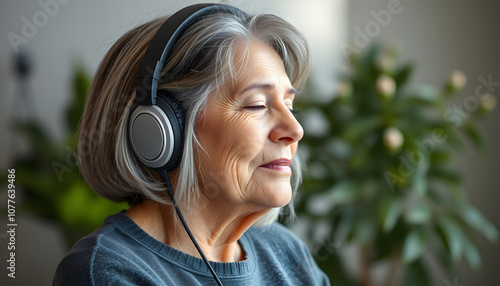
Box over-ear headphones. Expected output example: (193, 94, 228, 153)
(128, 3, 246, 171)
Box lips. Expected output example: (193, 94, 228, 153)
(259, 159, 292, 171)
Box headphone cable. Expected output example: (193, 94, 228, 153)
(157, 169, 223, 286)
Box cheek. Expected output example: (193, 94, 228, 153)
(197, 110, 268, 185)
(202, 111, 265, 158)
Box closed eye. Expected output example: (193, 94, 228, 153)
(245, 105, 266, 110)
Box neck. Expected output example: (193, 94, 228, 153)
(126, 198, 269, 262)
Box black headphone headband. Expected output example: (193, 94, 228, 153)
(135, 3, 246, 106)
(129, 3, 247, 171)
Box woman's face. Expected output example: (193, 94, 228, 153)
(195, 40, 303, 211)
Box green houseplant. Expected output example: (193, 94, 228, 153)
(293, 45, 498, 285)
(10, 67, 128, 247)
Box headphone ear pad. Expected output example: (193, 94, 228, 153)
(155, 90, 185, 171)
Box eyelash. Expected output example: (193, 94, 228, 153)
(244, 105, 301, 116)
(245, 105, 266, 110)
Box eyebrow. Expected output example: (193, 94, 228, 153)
(238, 83, 297, 97)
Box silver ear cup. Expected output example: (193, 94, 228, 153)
(129, 105, 174, 168)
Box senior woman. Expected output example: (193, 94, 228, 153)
(54, 3, 329, 285)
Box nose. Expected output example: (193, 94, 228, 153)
(269, 105, 304, 144)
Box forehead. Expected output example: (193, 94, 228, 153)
(229, 40, 292, 95)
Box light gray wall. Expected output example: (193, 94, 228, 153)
(347, 0, 500, 285)
(0, 1, 345, 285)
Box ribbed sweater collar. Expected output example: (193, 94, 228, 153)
(105, 212, 257, 278)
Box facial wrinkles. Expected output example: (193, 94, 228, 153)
(232, 116, 295, 205)
(225, 91, 296, 204)
(223, 120, 265, 203)
(227, 110, 293, 204)
(200, 94, 264, 203)
(197, 40, 298, 211)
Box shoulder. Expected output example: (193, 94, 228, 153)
(53, 213, 157, 285)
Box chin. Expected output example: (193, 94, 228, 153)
(263, 184, 293, 208)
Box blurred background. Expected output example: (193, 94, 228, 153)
(0, 0, 498, 285)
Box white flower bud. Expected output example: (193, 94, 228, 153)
(383, 127, 404, 150)
(376, 75, 396, 98)
(377, 54, 394, 72)
(480, 93, 497, 113)
(449, 70, 467, 90)
(337, 81, 352, 98)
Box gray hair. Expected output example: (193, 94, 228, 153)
(78, 10, 310, 226)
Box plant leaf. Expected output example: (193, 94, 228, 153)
(463, 122, 486, 150)
(462, 233, 482, 270)
(439, 217, 465, 261)
(341, 117, 381, 142)
(393, 63, 413, 87)
(380, 197, 400, 232)
(328, 181, 359, 206)
(408, 85, 439, 102)
(403, 260, 431, 286)
(405, 202, 431, 225)
(461, 206, 498, 242)
(403, 229, 426, 263)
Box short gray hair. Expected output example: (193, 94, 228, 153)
(78, 9, 310, 226)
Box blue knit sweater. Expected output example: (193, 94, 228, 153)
(54, 212, 330, 285)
